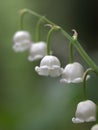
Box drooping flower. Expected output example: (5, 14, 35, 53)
(91, 124, 98, 130)
(60, 62, 90, 83)
(72, 100, 97, 123)
(13, 30, 32, 52)
(28, 41, 47, 61)
(35, 55, 63, 77)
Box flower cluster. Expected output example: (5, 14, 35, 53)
(13, 30, 90, 82)
(13, 31, 47, 61)
(12, 9, 98, 130)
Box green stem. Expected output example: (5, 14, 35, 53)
(73, 40, 98, 73)
(46, 26, 59, 55)
(19, 9, 55, 30)
(35, 16, 44, 42)
(83, 68, 96, 100)
(47, 28, 53, 55)
(19, 8, 98, 73)
(19, 9, 27, 30)
(69, 41, 74, 63)
(82, 68, 93, 100)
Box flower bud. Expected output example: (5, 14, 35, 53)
(60, 62, 90, 83)
(13, 30, 32, 52)
(28, 41, 47, 61)
(35, 55, 63, 77)
(72, 100, 97, 123)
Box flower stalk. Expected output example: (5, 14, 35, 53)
(69, 41, 74, 63)
(35, 16, 45, 42)
(46, 25, 60, 55)
(19, 8, 55, 30)
(19, 9, 27, 30)
(19, 8, 98, 74)
(82, 68, 97, 100)
(82, 68, 93, 100)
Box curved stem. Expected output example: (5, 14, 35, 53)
(19, 9, 27, 30)
(46, 26, 59, 55)
(19, 9, 55, 29)
(35, 16, 45, 42)
(82, 68, 93, 100)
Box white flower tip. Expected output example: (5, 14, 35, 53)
(35, 66, 39, 72)
(72, 116, 96, 124)
(72, 117, 84, 123)
(86, 75, 90, 80)
(72, 29, 78, 40)
(60, 77, 83, 84)
(28, 55, 43, 62)
(35, 66, 49, 76)
(12, 42, 31, 52)
(86, 116, 96, 122)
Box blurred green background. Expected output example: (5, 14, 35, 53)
(0, 0, 98, 130)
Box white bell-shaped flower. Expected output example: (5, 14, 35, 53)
(60, 62, 90, 83)
(72, 100, 97, 123)
(35, 55, 63, 77)
(13, 30, 32, 52)
(28, 41, 47, 61)
(91, 124, 98, 130)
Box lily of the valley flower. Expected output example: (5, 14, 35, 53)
(60, 62, 90, 83)
(13, 30, 32, 52)
(28, 41, 47, 61)
(72, 100, 97, 123)
(35, 55, 63, 77)
(91, 124, 98, 130)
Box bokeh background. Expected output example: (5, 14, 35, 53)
(0, 0, 98, 130)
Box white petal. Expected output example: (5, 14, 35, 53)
(72, 117, 84, 123)
(60, 79, 72, 83)
(28, 55, 43, 62)
(49, 67, 63, 77)
(86, 116, 96, 122)
(91, 124, 98, 130)
(35, 66, 49, 76)
(72, 77, 83, 83)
